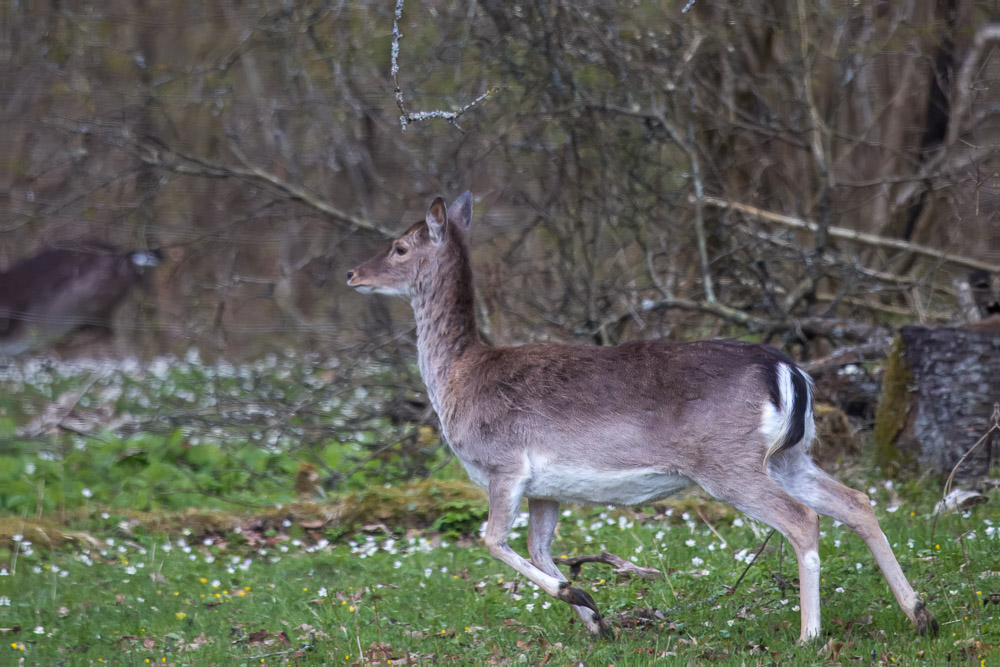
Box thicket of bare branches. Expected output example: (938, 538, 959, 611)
(4, 0, 997, 367)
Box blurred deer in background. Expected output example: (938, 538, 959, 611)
(0, 240, 161, 356)
(346, 192, 937, 643)
(969, 269, 1000, 321)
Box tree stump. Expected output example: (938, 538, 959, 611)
(874, 324, 999, 481)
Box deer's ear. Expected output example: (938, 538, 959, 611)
(447, 191, 473, 230)
(426, 196, 448, 245)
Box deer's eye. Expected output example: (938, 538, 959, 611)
(394, 245, 408, 256)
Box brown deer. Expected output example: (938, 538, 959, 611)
(346, 192, 937, 642)
(0, 241, 161, 356)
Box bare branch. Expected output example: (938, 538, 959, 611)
(561, 551, 663, 580)
(597, 294, 890, 344)
(390, 0, 500, 132)
(134, 137, 393, 238)
(801, 339, 894, 374)
(700, 196, 998, 272)
(947, 24, 1000, 148)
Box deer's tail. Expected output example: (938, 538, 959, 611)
(761, 362, 815, 472)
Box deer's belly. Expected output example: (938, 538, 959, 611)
(524, 460, 694, 507)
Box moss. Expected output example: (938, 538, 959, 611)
(874, 336, 916, 477)
(0, 517, 102, 552)
(0, 480, 489, 552)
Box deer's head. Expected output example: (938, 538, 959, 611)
(969, 269, 1000, 317)
(347, 192, 472, 297)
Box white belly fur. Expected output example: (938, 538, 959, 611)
(524, 458, 694, 507)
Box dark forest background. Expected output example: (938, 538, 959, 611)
(3, 0, 998, 363)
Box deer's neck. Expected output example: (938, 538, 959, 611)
(411, 249, 483, 416)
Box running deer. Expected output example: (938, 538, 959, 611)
(346, 192, 937, 642)
(0, 241, 161, 356)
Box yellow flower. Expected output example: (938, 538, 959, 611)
(175, 612, 186, 620)
(200, 577, 207, 583)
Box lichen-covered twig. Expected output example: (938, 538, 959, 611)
(390, 0, 499, 132)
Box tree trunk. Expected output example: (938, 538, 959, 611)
(875, 325, 999, 481)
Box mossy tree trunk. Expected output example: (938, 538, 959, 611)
(874, 326, 999, 481)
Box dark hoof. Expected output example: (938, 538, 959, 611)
(595, 617, 615, 640)
(557, 582, 600, 613)
(914, 601, 939, 637)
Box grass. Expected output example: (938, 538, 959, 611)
(5, 480, 996, 665)
(3, 353, 997, 664)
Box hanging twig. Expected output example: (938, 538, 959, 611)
(390, 0, 500, 132)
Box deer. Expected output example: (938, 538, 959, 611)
(346, 192, 938, 643)
(0, 240, 161, 356)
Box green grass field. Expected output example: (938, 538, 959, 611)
(6, 480, 995, 665)
(2, 356, 996, 664)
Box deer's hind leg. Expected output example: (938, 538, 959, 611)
(528, 498, 613, 637)
(697, 473, 822, 643)
(772, 454, 938, 636)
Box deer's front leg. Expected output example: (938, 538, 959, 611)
(484, 478, 600, 614)
(528, 498, 613, 637)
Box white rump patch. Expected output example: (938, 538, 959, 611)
(759, 400, 784, 442)
(760, 363, 816, 465)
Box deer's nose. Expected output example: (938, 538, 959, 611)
(346, 269, 355, 283)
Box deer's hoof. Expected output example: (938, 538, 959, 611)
(914, 601, 939, 637)
(578, 610, 614, 638)
(595, 616, 615, 640)
(557, 582, 599, 613)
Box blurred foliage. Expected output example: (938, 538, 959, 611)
(1, 354, 453, 515)
(4, 0, 993, 359)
